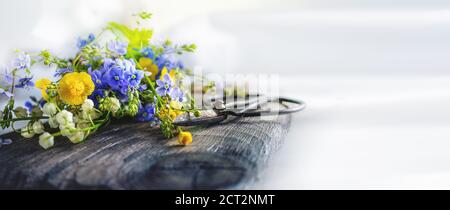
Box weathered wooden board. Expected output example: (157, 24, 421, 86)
(0, 111, 291, 189)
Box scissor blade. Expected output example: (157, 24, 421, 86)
(173, 110, 226, 126)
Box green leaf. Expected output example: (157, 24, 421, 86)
(181, 44, 197, 53)
(134, 12, 152, 20)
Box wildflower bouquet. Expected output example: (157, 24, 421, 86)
(0, 13, 200, 149)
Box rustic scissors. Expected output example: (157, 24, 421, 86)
(173, 94, 306, 126)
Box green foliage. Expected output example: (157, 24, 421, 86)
(133, 12, 152, 25)
(107, 22, 153, 58)
(181, 44, 197, 53)
(134, 12, 152, 20)
(160, 116, 177, 138)
(40, 50, 51, 65)
(1, 98, 14, 129)
(161, 40, 197, 55)
(1, 13, 203, 147)
(39, 50, 68, 68)
(126, 91, 140, 117)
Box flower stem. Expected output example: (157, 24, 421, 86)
(143, 74, 164, 107)
(0, 116, 49, 124)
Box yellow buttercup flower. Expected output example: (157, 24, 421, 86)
(35, 78, 51, 100)
(139, 57, 159, 80)
(169, 101, 184, 120)
(58, 72, 94, 105)
(178, 131, 192, 145)
(170, 101, 182, 110)
(160, 67, 176, 80)
(169, 110, 178, 121)
(159, 106, 181, 122)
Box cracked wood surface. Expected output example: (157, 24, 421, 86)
(0, 111, 291, 190)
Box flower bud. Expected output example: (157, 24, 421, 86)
(13, 107, 28, 118)
(101, 97, 121, 113)
(110, 98, 121, 113)
(82, 109, 100, 120)
(81, 99, 94, 112)
(128, 104, 139, 116)
(39, 132, 54, 149)
(178, 131, 193, 145)
(56, 110, 73, 125)
(68, 131, 85, 143)
(48, 116, 59, 128)
(42, 103, 57, 116)
(59, 122, 76, 136)
(31, 107, 43, 117)
(77, 121, 91, 129)
(20, 126, 35, 138)
(194, 110, 201, 117)
(32, 121, 45, 134)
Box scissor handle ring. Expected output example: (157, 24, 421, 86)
(227, 97, 306, 117)
(174, 96, 306, 126)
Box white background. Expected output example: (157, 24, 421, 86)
(1, 0, 450, 189)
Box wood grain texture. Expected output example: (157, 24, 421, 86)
(0, 111, 291, 190)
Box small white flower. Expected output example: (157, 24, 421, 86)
(20, 126, 35, 138)
(48, 116, 59, 128)
(109, 97, 121, 113)
(81, 111, 89, 120)
(81, 109, 100, 120)
(81, 99, 94, 112)
(59, 122, 76, 137)
(38, 132, 54, 149)
(68, 131, 85, 143)
(77, 121, 91, 129)
(42, 103, 57, 116)
(73, 114, 80, 123)
(99, 97, 121, 114)
(56, 110, 73, 125)
(32, 121, 45, 134)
